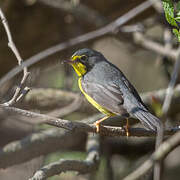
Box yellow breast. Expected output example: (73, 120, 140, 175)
(78, 77, 114, 116)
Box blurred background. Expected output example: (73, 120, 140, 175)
(0, 0, 180, 180)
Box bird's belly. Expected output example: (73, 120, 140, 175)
(78, 78, 114, 116)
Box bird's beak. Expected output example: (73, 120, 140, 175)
(62, 59, 74, 64)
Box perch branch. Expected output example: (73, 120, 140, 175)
(0, 104, 179, 137)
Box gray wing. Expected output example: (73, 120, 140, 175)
(81, 79, 128, 116)
(121, 75, 145, 106)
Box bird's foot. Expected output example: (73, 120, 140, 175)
(94, 115, 111, 133)
(94, 121, 101, 133)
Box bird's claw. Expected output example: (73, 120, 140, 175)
(94, 121, 100, 133)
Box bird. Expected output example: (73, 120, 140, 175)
(64, 48, 162, 135)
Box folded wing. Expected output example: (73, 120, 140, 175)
(81, 79, 129, 117)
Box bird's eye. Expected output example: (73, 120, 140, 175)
(80, 55, 87, 61)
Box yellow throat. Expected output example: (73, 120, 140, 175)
(70, 55, 87, 77)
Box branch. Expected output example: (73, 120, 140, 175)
(29, 159, 95, 180)
(29, 134, 100, 180)
(162, 50, 180, 115)
(123, 130, 180, 180)
(0, 104, 179, 137)
(149, 0, 163, 13)
(0, 8, 30, 106)
(0, 0, 154, 87)
(0, 128, 86, 169)
(133, 32, 178, 60)
(38, 0, 108, 27)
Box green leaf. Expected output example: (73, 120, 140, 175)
(175, 16, 180, 21)
(162, 0, 178, 27)
(173, 28, 180, 42)
(177, 12, 180, 17)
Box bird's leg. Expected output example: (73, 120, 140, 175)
(94, 115, 110, 133)
(125, 118, 129, 137)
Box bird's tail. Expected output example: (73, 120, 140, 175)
(133, 109, 162, 131)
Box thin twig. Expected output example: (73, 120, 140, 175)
(0, 0, 155, 87)
(162, 50, 180, 115)
(0, 8, 30, 106)
(133, 32, 177, 60)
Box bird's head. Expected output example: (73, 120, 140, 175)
(64, 48, 104, 77)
